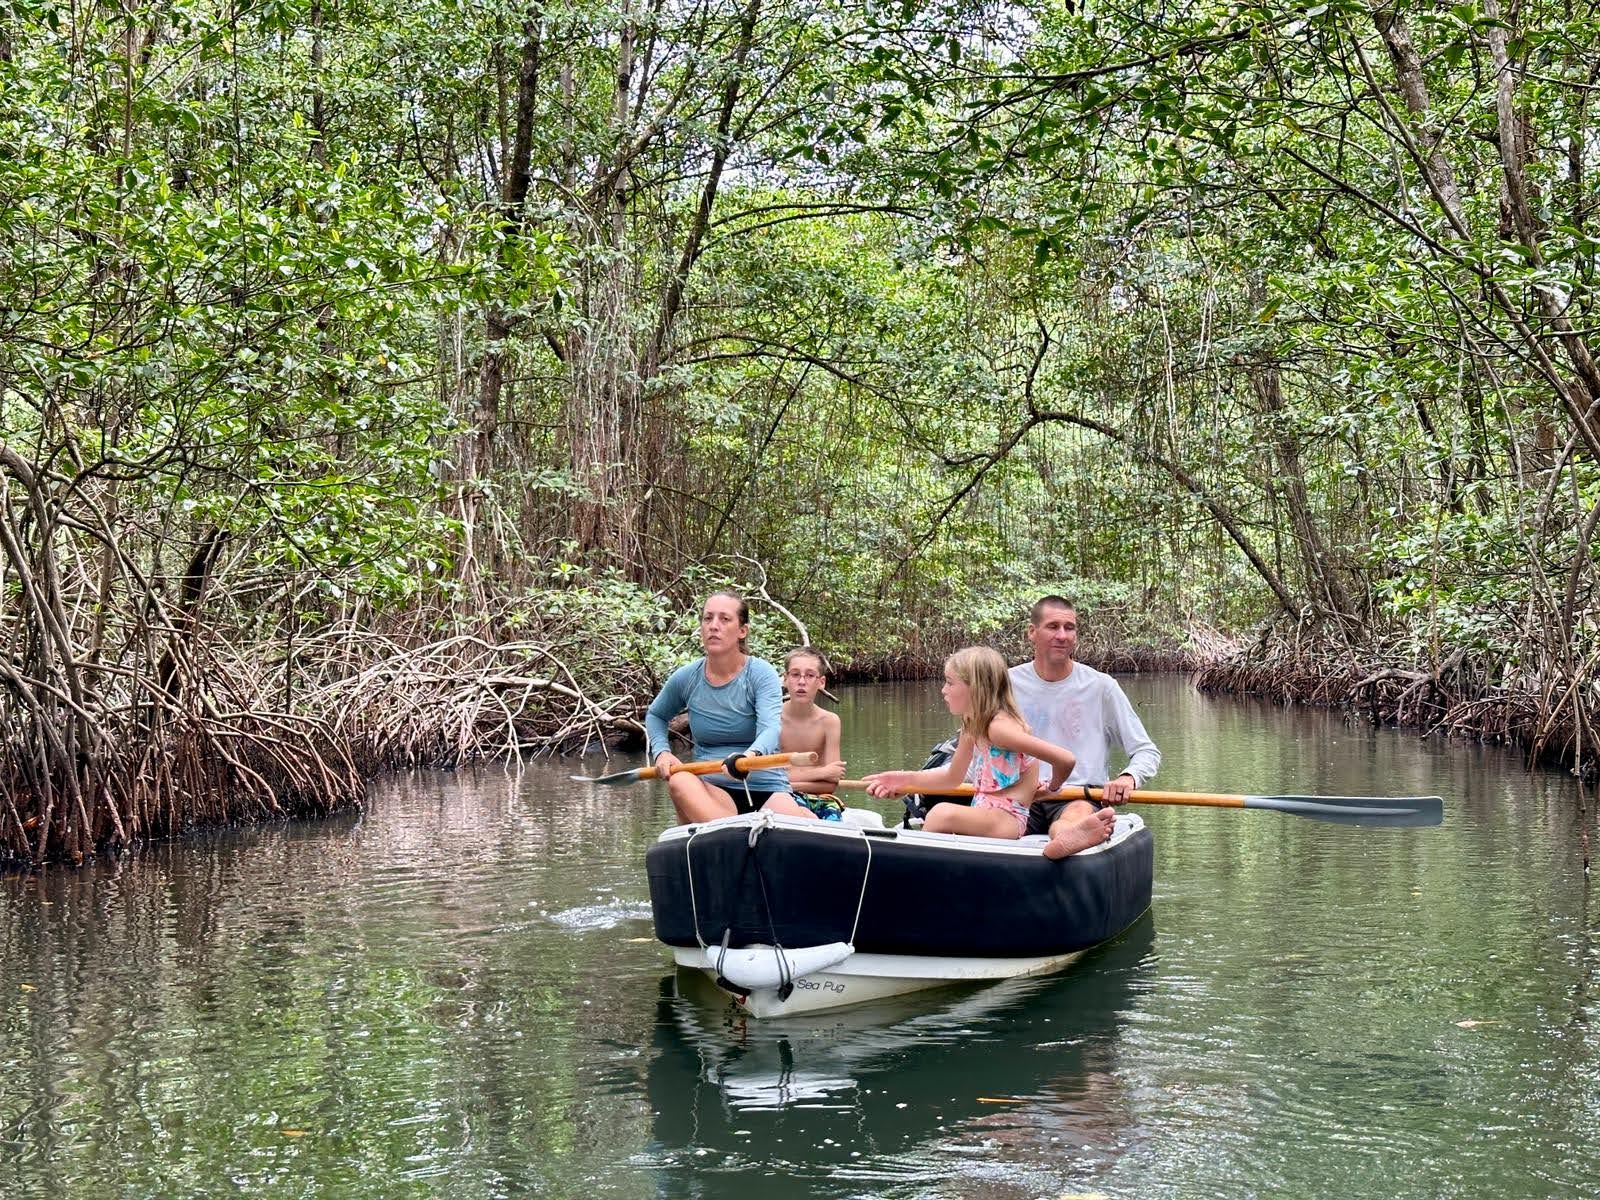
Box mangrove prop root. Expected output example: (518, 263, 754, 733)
(0, 437, 648, 867)
(1196, 630, 1597, 780)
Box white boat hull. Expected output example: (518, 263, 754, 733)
(672, 944, 1094, 1017)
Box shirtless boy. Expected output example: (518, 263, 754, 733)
(779, 648, 846, 807)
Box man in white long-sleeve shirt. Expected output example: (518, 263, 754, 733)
(1009, 596, 1162, 856)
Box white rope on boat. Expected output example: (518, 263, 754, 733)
(741, 815, 787, 994)
(683, 824, 708, 952)
(848, 828, 873, 947)
(681, 812, 875, 997)
(739, 773, 755, 818)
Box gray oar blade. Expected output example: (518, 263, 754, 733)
(1244, 794, 1444, 828)
(569, 767, 646, 786)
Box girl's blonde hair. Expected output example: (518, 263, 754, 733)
(946, 647, 1026, 741)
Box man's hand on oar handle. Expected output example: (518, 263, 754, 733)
(1100, 773, 1136, 805)
(652, 751, 683, 780)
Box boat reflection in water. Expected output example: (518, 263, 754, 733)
(642, 913, 1156, 1197)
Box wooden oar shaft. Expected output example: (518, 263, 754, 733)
(649, 751, 815, 782)
(834, 779, 1242, 808)
(834, 780, 1442, 826)
(1082, 787, 1245, 808)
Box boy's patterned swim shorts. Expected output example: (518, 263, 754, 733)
(795, 793, 844, 821)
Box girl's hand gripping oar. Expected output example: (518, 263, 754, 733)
(832, 779, 1443, 828)
(572, 751, 816, 786)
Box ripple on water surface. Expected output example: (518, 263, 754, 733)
(546, 895, 656, 931)
(3, 683, 1599, 1200)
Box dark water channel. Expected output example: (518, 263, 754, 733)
(3, 676, 1597, 1198)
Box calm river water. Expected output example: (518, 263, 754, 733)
(2, 676, 1597, 1198)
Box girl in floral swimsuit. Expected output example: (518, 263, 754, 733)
(863, 647, 1076, 843)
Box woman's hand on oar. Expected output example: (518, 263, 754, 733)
(832, 779, 1443, 828)
(572, 751, 816, 786)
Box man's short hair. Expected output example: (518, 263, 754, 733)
(1030, 595, 1077, 624)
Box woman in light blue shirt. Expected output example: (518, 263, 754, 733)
(646, 591, 816, 824)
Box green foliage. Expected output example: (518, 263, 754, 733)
(509, 562, 679, 678)
(0, 1, 500, 614)
(5, 0, 1597, 688)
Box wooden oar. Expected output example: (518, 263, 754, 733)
(572, 752, 816, 786)
(833, 780, 1443, 828)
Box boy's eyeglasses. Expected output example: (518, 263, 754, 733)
(786, 671, 822, 681)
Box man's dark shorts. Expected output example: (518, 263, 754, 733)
(1025, 794, 1109, 837)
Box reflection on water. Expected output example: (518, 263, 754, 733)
(1, 676, 1597, 1199)
(646, 917, 1156, 1199)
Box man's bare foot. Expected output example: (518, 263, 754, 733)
(1043, 807, 1116, 859)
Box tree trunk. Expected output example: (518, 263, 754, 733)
(564, 0, 763, 573)
(1247, 359, 1359, 625)
(458, 12, 542, 600)
(565, 7, 644, 566)
(1481, 0, 1600, 455)
(1371, 3, 1600, 459)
